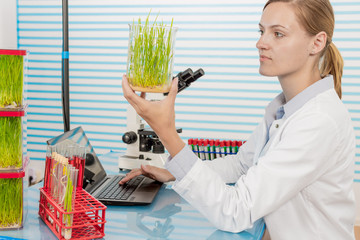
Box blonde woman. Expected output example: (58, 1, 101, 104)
(120, 0, 356, 239)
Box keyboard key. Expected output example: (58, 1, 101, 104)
(98, 175, 145, 200)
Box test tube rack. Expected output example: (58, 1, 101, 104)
(39, 155, 107, 240)
(188, 138, 245, 161)
(39, 188, 106, 240)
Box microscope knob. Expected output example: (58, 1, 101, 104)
(122, 131, 137, 144)
(153, 140, 165, 154)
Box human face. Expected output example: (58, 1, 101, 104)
(256, 2, 313, 78)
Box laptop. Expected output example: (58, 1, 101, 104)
(46, 126, 163, 206)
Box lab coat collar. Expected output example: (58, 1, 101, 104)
(283, 75, 334, 118)
(264, 75, 334, 128)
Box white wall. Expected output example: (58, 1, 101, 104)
(0, 0, 17, 48)
(8, 0, 360, 225)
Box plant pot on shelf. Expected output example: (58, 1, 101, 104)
(0, 171, 25, 230)
(126, 21, 178, 93)
(0, 49, 28, 110)
(0, 111, 26, 171)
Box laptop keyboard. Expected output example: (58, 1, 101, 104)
(97, 175, 145, 200)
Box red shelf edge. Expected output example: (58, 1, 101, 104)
(0, 171, 25, 179)
(0, 110, 25, 117)
(0, 49, 27, 56)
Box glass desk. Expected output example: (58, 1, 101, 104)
(0, 151, 265, 240)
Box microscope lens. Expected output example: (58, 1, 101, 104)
(180, 68, 193, 81)
(191, 68, 205, 82)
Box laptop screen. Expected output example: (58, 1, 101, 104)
(46, 126, 107, 191)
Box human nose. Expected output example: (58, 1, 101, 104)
(256, 34, 269, 51)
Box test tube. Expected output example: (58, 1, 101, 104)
(65, 145, 75, 167)
(225, 140, 231, 156)
(199, 139, 205, 160)
(219, 141, 224, 157)
(45, 145, 56, 190)
(204, 139, 210, 160)
(57, 156, 67, 205)
(209, 139, 215, 160)
(76, 146, 86, 189)
(215, 140, 221, 158)
(188, 138, 194, 152)
(231, 141, 237, 155)
(63, 165, 75, 240)
(51, 152, 60, 200)
(193, 139, 200, 158)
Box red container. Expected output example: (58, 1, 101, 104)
(0, 49, 28, 111)
(39, 155, 106, 240)
(39, 188, 106, 240)
(0, 110, 27, 171)
(0, 170, 25, 230)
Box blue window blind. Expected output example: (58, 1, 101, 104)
(17, 0, 360, 183)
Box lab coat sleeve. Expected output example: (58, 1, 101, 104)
(202, 121, 264, 183)
(171, 111, 340, 232)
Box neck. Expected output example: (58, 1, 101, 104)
(278, 67, 321, 102)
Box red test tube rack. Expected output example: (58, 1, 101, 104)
(39, 145, 107, 240)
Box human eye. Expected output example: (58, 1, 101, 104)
(258, 29, 264, 35)
(274, 32, 284, 38)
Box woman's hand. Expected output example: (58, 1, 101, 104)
(119, 165, 175, 185)
(122, 75, 185, 157)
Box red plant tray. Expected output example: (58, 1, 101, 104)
(0, 49, 27, 56)
(0, 170, 25, 178)
(39, 188, 107, 240)
(0, 110, 25, 117)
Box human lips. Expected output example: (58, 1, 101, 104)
(259, 55, 271, 62)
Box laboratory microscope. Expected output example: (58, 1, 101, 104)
(118, 68, 205, 170)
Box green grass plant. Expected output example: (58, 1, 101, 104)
(127, 13, 176, 92)
(63, 166, 74, 239)
(0, 178, 23, 228)
(0, 55, 24, 107)
(63, 169, 73, 224)
(0, 117, 22, 169)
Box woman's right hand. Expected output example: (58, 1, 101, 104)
(122, 75, 185, 158)
(119, 164, 175, 185)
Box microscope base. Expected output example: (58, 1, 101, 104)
(118, 153, 168, 171)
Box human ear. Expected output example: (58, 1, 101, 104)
(310, 31, 327, 55)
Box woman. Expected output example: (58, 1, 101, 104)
(120, 0, 356, 239)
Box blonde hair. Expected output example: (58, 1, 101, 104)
(264, 0, 343, 98)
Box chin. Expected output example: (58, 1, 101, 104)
(259, 68, 277, 77)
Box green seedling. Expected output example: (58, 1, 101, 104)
(0, 117, 22, 169)
(0, 178, 23, 228)
(127, 13, 176, 93)
(0, 55, 24, 107)
(63, 169, 73, 225)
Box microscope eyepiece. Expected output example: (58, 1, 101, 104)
(164, 67, 205, 96)
(179, 68, 193, 82)
(191, 68, 205, 83)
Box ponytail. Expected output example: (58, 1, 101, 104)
(320, 42, 343, 99)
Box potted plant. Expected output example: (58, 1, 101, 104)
(0, 176, 23, 229)
(0, 116, 22, 169)
(126, 14, 178, 93)
(0, 50, 27, 109)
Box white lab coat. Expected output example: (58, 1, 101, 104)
(169, 88, 356, 239)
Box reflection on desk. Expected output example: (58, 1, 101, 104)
(0, 151, 265, 240)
